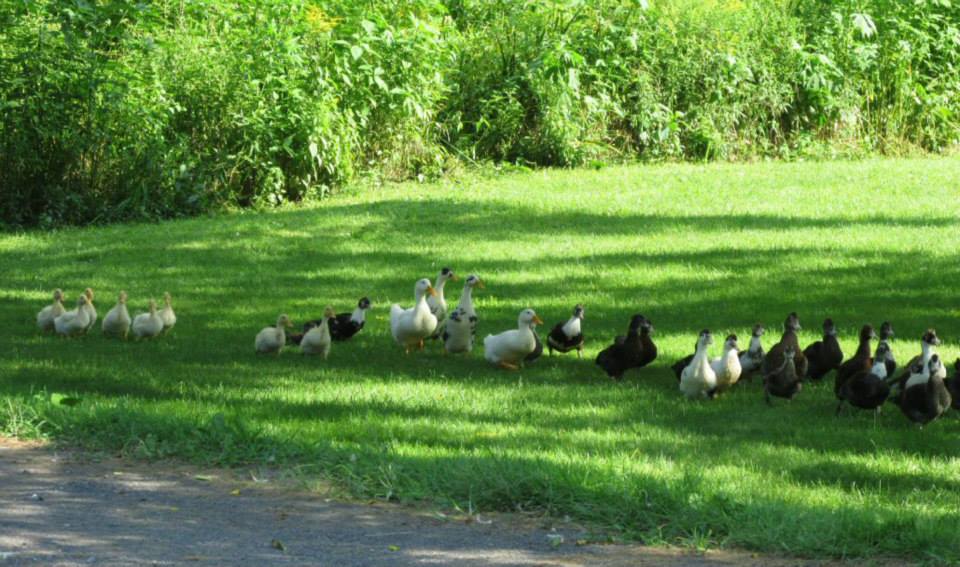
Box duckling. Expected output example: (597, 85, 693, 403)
(81, 288, 97, 333)
(159, 292, 176, 334)
(390, 278, 438, 353)
(547, 304, 585, 358)
(836, 342, 891, 417)
(427, 267, 458, 339)
(595, 315, 647, 381)
(680, 330, 718, 399)
(873, 322, 896, 378)
(301, 307, 334, 358)
(711, 334, 742, 392)
(762, 312, 807, 383)
(803, 318, 843, 380)
(946, 358, 960, 411)
(834, 324, 877, 396)
(442, 276, 484, 354)
(132, 300, 165, 340)
(894, 355, 951, 427)
(484, 308, 543, 370)
(738, 324, 765, 380)
(102, 291, 132, 339)
(36, 289, 66, 333)
(54, 295, 91, 337)
(255, 313, 293, 354)
(763, 346, 802, 405)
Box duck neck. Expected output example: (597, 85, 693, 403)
(457, 285, 474, 313)
(748, 335, 762, 353)
(856, 337, 872, 357)
(921, 342, 935, 365)
(350, 307, 366, 324)
(693, 341, 710, 367)
(561, 315, 581, 337)
(871, 359, 887, 379)
(433, 277, 448, 299)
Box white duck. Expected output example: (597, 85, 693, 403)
(54, 295, 91, 337)
(484, 308, 543, 370)
(426, 267, 457, 338)
(255, 314, 293, 354)
(301, 307, 334, 358)
(443, 274, 484, 354)
(159, 292, 177, 334)
(132, 300, 165, 339)
(711, 334, 742, 392)
(680, 330, 718, 399)
(36, 289, 66, 333)
(390, 278, 438, 353)
(81, 288, 97, 333)
(102, 291, 132, 339)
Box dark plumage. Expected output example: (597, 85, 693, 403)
(893, 355, 952, 427)
(947, 358, 960, 410)
(836, 342, 891, 416)
(595, 314, 649, 380)
(525, 331, 543, 364)
(763, 346, 801, 405)
(289, 297, 371, 345)
(803, 318, 843, 380)
(873, 321, 897, 377)
(547, 304, 585, 357)
(637, 318, 658, 369)
(671, 349, 695, 382)
(834, 324, 876, 399)
(761, 312, 808, 383)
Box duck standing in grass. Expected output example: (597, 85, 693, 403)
(547, 304, 585, 358)
(834, 324, 876, 396)
(329, 297, 371, 341)
(132, 300, 165, 340)
(894, 330, 946, 386)
(596, 314, 649, 381)
(442, 275, 483, 354)
(390, 278, 438, 353)
(803, 318, 843, 381)
(36, 289, 66, 333)
(875, 321, 897, 377)
(680, 330, 718, 399)
(893, 355, 951, 427)
(836, 342, 891, 418)
(81, 288, 97, 334)
(761, 313, 806, 404)
(484, 308, 543, 370)
(102, 291, 132, 339)
(301, 307, 334, 358)
(159, 292, 176, 334)
(427, 267, 457, 339)
(738, 324, 765, 380)
(255, 314, 293, 354)
(711, 334, 742, 393)
(54, 295, 91, 337)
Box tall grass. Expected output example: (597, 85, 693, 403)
(1, 0, 959, 227)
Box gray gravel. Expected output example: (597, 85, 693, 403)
(0, 439, 850, 566)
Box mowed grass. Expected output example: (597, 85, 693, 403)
(2, 159, 960, 562)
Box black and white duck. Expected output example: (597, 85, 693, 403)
(289, 297, 371, 345)
(547, 304, 585, 358)
(595, 314, 647, 381)
(874, 321, 897, 377)
(893, 355, 952, 427)
(738, 324, 765, 380)
(836, 342, 891, 417)
(442, 275, 484, 354)
(898, 329, 947, 383)
(803, 318, 843, 381)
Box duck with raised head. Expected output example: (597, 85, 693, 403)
(289, 297, 371, 345)
(636, 317, 658, 370)
(680, 330, 718, 399)
(763, 346, 802, 405)
(442, 275, 484, 354)
(874, 321, 897, 377)
(36, 289, 66, 333)
(427, 267, 458, 339)
(595, 314, 647, 381)
(738, 324, 765, 380)
(54, 295, 91, 337)
(836, 342, 891, 417)
(301, 307, 334, 358)
(81, 288, 97, 334)
(893, 355, 951, 427)
(159, 292, 176, 334)
(102, 291, 132, 339)
(803, 318, 843, 380)
(132, 300, 165, 340)
(547, 304, 585, 358)
(390, 278, 438, 353)
(255, 314, 293, 354)
(896, 329, 947, 384)
(484, 308, 543, 370)
(834, 324, 877, 397)
(762, 312, 807, 383)
(946, 358, 960, 411)
(711, 334, 742, 392)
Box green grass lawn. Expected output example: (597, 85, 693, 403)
(2, 158, 960, 562)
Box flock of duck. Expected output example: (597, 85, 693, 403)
(35, 268, 959, 428)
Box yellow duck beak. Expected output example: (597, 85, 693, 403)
(450, 274, 460, 282)
(427, 285, 438, 297)
(533, 315, 544, 325)
(476, 279, 485, 289)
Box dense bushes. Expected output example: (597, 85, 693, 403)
(1, 0, 958, 227)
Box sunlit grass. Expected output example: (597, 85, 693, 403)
(2, 158, 960, 561)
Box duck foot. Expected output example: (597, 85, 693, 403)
(498, 361, 519, 371)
